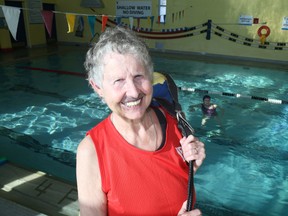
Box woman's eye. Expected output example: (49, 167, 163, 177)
(114, 79, 123, 84)
(135, 75, 143, 80)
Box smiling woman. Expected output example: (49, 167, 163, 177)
(76, 26, 205, 216)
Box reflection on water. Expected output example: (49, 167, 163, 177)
(0, 126, 75, 167)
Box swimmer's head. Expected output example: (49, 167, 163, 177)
(203, 95, 211, 101)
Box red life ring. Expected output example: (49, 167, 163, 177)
(257, 26, 271, 37)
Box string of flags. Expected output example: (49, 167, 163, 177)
(0, 5, 169, 41)
(0, 5, 115, 40)
(0, 4, 190, 42)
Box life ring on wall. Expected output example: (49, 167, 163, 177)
(257, 26, 270, 44)
(257, 26, 271, 38)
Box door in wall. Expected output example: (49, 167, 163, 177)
(4, 0, 27, 48)
(43, 3, 57, 44)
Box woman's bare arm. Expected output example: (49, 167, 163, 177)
(76, 135, 107, 216)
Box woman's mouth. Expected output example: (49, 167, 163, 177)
(124, 99, 141, 107)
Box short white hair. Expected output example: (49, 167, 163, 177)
(84, 26, 154, 88)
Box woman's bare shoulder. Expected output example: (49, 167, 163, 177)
(77, 135, 96, 158)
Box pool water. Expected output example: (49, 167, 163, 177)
(0, 51, 287, 216)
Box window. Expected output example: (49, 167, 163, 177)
(159, 0, 166, 23)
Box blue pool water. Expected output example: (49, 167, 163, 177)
(0, 50, 287, 216)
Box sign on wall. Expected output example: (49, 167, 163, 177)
(238, 15, 253, 26)
(116, 1, 152, 17)
(282, 17, 288, 30)
(28, 0, 43, 24)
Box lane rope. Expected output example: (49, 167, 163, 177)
(179, 86, 288, 105)
(17, 66, 287, 105)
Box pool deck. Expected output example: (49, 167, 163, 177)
(1, 43, 288, 70)
(0, 196, 47, 216)
(0, 161, 79, 216)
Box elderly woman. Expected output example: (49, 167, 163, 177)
(76, 26, 205, 216)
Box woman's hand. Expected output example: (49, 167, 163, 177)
(180, 135, 206, 172)
(178, 200, 202, 216)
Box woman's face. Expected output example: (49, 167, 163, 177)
(95, 52, 153, 121)
(203, 98, 211, 106)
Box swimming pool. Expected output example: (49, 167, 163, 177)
(1, 49, 287, 215)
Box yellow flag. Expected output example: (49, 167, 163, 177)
(147, 16, 151, 26)
(66, 14, 76, 33)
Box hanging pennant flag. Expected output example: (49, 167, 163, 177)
(66, 13, 76, 33)
(88, 16, 96, 37)
(150, 16, 154, 29)
(116, 16, 122, 25)
(75, 16, 84, 37)
(129, 17, 134, 30)
(41, 10, 54, 38)
(182, 10, 184, 18)
(163, 15, 166, 23)
(158, 15, 160, 25)
(137, 18, 140, 31)
(172, 13, 174, 23)
(1, 6, 20, 40)
(102, 15, 108, 32)
(147, 16, 150, 26)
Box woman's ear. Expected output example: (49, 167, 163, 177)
(89, 79, 103, 97)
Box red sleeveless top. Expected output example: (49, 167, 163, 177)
(88, 109, 195, 215)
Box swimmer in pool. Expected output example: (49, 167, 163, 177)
(189, 95, 222, 126)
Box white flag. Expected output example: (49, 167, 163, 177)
(1, 6, 21, 40)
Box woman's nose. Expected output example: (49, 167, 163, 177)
(126, 80, 139, 97)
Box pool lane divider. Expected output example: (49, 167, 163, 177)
(17, 66, 287, 105)
(17, 66, 86, 77)
(179, 86, 288, 105)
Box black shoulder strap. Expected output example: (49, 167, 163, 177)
(162, 73, 182, 112)
(153, 72, 194, 136)
(154, 72, 195, 211)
